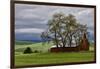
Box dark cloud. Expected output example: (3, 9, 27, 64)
(15, 4, 95, 40)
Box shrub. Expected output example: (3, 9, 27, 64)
(34, 50, 39, 53)
(23, 47, 33, 54)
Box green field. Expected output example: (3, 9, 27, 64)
(15, 41, 95, 66)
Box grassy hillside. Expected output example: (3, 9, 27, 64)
(15, 41, 54, 54)
(15, 41, 95, 66)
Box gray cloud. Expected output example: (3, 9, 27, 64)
(15, 4, 94, 40)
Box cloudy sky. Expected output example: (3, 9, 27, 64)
(15, 4, 94, 41)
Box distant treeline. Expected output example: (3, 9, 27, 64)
(15, 41, 36, 45)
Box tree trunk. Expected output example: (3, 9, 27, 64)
(69, 36, 72, 47)
(54, 31, 58, 48)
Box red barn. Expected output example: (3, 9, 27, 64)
(79, 33, 89, 51)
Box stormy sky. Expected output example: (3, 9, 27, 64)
(15, 4, 94, 41)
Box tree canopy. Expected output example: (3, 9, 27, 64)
(41, 12, 87, 48)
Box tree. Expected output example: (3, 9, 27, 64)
(73, 24, 87, 46)
(23, 47, 33, 54)
(41, 12, 87, 48)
